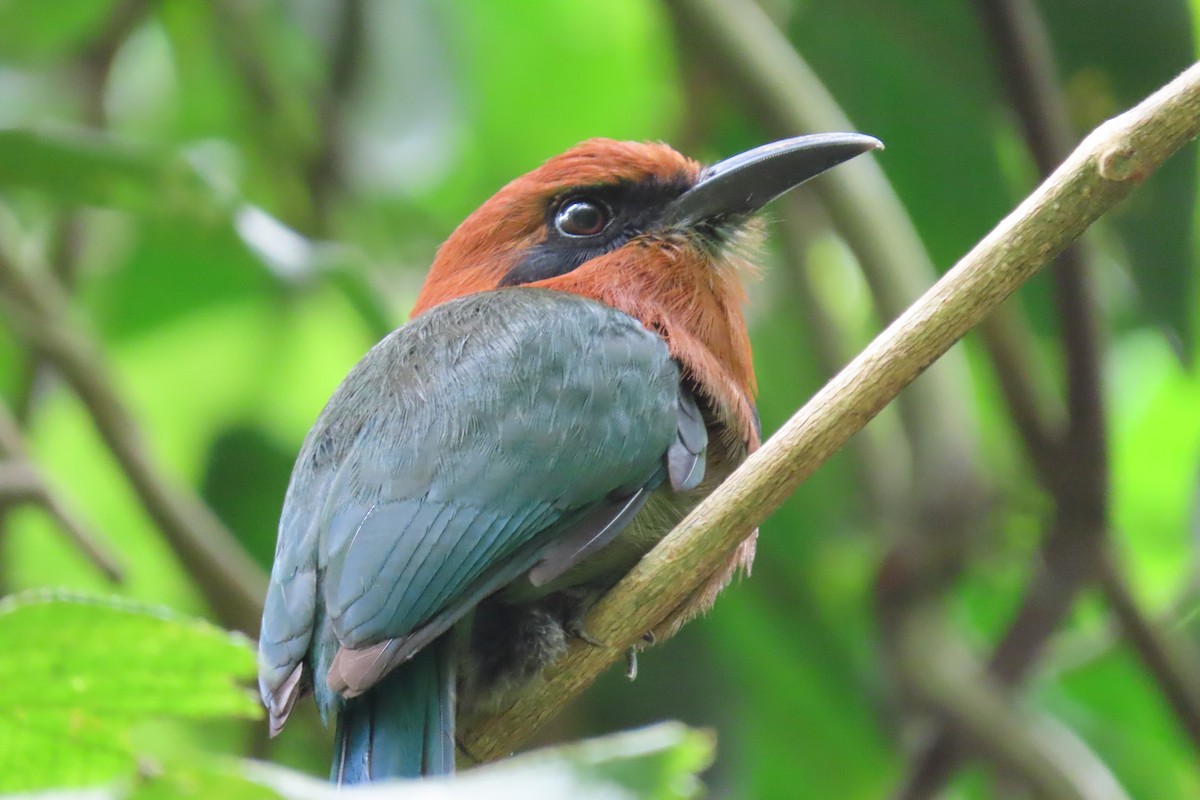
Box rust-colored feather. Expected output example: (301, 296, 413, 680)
(412, 140, 698, 313)
(411, 138, 759, 446)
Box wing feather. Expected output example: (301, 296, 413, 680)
(259, 289, 683, 722)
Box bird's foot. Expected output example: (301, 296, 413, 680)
(623, 631, 659, 680)
(565, 619, 606, 648)
(456, 737, 482, 765)
(560, 587, 607, 648)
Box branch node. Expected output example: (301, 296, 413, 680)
(1097, 142, 1145, 182)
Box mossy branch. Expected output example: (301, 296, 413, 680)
(461, 60, 1200, 760)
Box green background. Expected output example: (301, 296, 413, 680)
(1, 1, 1199, 797)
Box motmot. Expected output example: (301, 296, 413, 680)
(257, 133, 881, 783)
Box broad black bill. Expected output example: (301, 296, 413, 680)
(663, 133, 883, 228)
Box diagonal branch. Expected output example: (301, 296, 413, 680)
(0, 401, 123, 582)
(666, 1, 1108, 791)
(461, 60, 1200, 760)
(0, 252, 266, 634)
(897, 0, 1200, 791)
(663, 0, 982, 505)
(1097, 551, 1200, 749)
(883, 597, 1123, 800)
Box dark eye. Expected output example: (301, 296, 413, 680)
(554, 198, 609, 237)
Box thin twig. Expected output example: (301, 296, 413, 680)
(77, 0, 146, 129)
(209, 0, 393, 341)
(461, 59, 1200, 760)
(11, 0, 146, 423)
(306, 0, 365, 233)
(0, 461, 44, 502)
(0, 252, 266, 634)
(1097, 550, 1200, 748)
(0, 402, 123, 582)
(884, 598, 1116, 800)
(977, 305, 1064, 485)
(971, 0, 1106, 491)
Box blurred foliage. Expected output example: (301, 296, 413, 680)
(0, 1, 1198, 798)
(0, 594, 712, 799)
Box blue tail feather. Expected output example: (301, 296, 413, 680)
(332, 639, 456, 784)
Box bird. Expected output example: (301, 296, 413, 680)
(257, 132, 881, 784)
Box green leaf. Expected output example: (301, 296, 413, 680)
(0, 128, 218, 215)
(0, 591, 261, 793)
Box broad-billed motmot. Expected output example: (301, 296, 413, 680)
(257, 133, 881, 783)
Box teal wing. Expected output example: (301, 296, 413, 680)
(258, 288, 685, 726)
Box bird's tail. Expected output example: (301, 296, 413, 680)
(331, 638, 456, 784)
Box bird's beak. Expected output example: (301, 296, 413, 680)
(662, 133, 883, 229)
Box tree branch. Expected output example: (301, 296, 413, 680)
(304, 0, 365, 234)
(0, 401, 123, 582)
(461, 59, 1200, 760)
(977, 305, 1064, 485)
(883, 598, 1120, 800)
(663, 0, 982, 505)
(897, 0, 1115, 791)
(1097, 550, 1200, 749)
(666, 3, 1111, 791)
(0, 252, 266, 634)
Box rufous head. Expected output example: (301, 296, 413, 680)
(411, 135, 881, 445)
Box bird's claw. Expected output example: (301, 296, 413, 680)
(566, 620, 605, 648)
(622, 630, 659, 680)
(456, 737, 481, 764)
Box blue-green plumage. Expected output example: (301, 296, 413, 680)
(332, 642, 454, 782)
(257, 132, 880, 785)
(258, 288, 697, 783)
